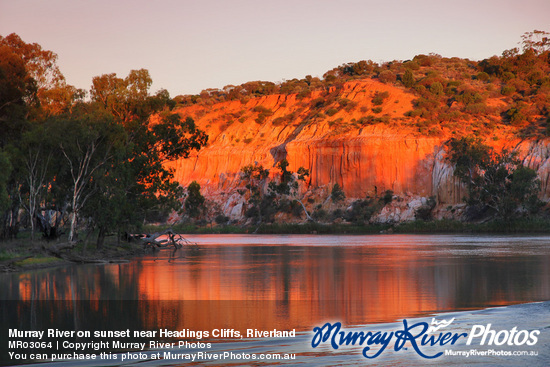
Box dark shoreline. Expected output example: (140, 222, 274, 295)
(3, 217, 550, 273)
(157, 217, 550, 235)
(0, 239, 147, 273)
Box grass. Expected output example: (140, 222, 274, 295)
(14, 256, 64, 267)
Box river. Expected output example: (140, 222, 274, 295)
(1, 234, 549, 365)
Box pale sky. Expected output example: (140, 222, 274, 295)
(1, 0, 548, 97)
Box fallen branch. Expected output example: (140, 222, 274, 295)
(138, 229, 197, 250)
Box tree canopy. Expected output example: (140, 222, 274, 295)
(445, 136, 542, 220)
(0, 33, 208, 247)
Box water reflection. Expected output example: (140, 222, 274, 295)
(1, 235, 549, 333)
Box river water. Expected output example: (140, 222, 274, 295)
(1, 234, 549, 366)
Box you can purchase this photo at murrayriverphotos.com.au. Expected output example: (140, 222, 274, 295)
(1, 1, 550, 366)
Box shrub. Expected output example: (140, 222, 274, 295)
(372, 91, 390, 105)
(430, 82, 444, 97)
(403, 61, 420, 70)
(508, 79, 530, 95)
(331, 209, 345, 220)
(501, 85, 516, 96)
(328, 118, 343, 127)
(252, 105, 271, 113)
(527, 69, 544, 85)
(343, 101, 358, 112)
(383, 190, 393, 204)
(415, 97, 440, 110)
(415, 196, 436, 221)
(405, 109, 423, 117)
(372, 107, 383, 114)
(311, 97, 326, 109)
(185, 181, 205, 218)
(344, 197, 388, 223)
(215, 214, 229, 224)
(326, 108, 338, 116)
(456, 90, 484, 105)
(357, 116, 374, 125)
(506, 107, 529, 125)
(254, 106, 273, 124)
(312, 209, 328, 221)
(290, 200, 303, 217)
(337, 98, 351, 107)
(245, 206, 259, 218)
(378, 70, 396, 83)
(476, 72, 490, 82)
(463, 103, 490, 115)
(296, 89, 311, 99)
(445, 136, 542, 220)
(255, 115, 267, 124)
(402, 69, 415, 88)
(331, 183, 346, 202)
(501, 72, 516, 82)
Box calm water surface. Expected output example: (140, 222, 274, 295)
(1, 234, 550, 365)
(1, 234, 550, 327)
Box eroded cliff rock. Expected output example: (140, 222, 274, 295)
(165, 79, 550, 222)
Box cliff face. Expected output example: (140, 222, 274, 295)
(166, 79, 550, 221)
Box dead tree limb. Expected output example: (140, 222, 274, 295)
(139, 229, 197, 250)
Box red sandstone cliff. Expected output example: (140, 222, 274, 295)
(165, 79, 549, 222)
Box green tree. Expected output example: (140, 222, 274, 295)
(402, 69, 415, 88)
(445, 136, 542, 220)
(16, 124, 57, 241)
(520, 30, 550, 54)
(0, 43, 34, 147)
(53, 111, 124, 242)
(90, 69, 154, 124)
(84, 70, 207, 247)
(331, 183, 346, 202)
(240, 163, 270, 223)
(430, 82, 444, 97)
(0, 41, 34, 239)
(0, 33, 84, 119)
(267, 159, 312, 221)
(0, 33, 64, 93)
(185, 181, 205, 219)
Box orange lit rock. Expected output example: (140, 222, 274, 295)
(165, 79, 550, 221)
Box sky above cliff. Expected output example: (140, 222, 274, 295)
(1, 0, 548, 97)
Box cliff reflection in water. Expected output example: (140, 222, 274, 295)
(1, 235, 550, 333)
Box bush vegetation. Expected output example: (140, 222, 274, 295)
(171, 30, 549, 140)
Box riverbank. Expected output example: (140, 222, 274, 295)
(151, 217, 550, 235)
(0, 235, 148, 273)
(3, 217, 550, 273)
